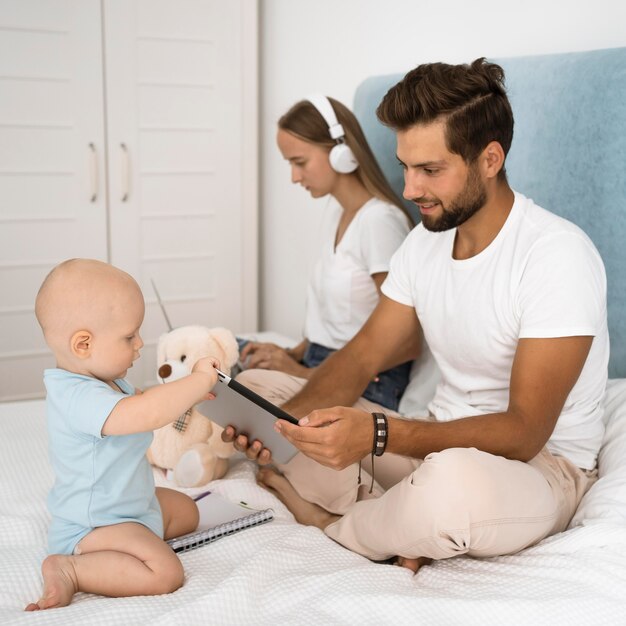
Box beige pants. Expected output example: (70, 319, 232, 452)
(237, 369, 596, 561)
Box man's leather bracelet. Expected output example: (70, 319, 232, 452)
(372, 412, 388, 457)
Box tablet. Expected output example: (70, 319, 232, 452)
(195, 370, 299, 464)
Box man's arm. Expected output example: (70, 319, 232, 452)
(282, 295, 422, 417)
(223, 296, 421, 461)
(278, 335, 593, 468)
(371, 272, 387, 295)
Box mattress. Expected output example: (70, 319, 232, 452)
(1, 381, 626, 625)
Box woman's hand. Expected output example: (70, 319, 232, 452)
(240, 342, 312, 378)
(274, 407, 373, 470)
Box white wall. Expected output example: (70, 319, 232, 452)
(259, 0, 626, 339)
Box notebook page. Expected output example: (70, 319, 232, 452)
(167, 492, 274, 553)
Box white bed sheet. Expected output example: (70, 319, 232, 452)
(1, 390, 626, 625)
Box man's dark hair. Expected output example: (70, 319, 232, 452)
(376, 58, 514, 180)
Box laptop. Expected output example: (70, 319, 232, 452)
(195, 370, 299, 464)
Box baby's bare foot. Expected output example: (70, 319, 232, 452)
(24, 554, 78, 611)
(257, 467, 340, 530)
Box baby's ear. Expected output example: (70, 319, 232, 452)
(71, 330, 92, 359)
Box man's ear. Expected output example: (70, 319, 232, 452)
(480, 141, 506, 179)
(71, 330, 92, 359)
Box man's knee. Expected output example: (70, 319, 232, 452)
(389, 449, 502, 558)
(416, 447, 490, 484)
(235, 368, 274, 390)
(410, 448, 496, 511)
(408, 448, 554, 550)
(235, 368, 306, 405)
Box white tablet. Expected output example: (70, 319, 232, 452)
(195, 370, 299, 464)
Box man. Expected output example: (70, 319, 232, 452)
(225, 58, 608, 572)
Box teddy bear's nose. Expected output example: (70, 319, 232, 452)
(158, 364, 172, 379)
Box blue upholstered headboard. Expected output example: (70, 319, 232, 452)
(353, 47, 626, 378)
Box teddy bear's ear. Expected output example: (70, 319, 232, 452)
(209, 327, 239, 369)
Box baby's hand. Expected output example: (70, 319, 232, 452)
(192, 356, 220, 391)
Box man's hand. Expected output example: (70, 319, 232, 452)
(221, 426, 274, 465)
(220, 407, 374, 470)
(222, 297, 420, 467)
(274, 407, 374, 470)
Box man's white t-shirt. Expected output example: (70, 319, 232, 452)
(305, 197, 411, 350)
(382, 192, 609, 470)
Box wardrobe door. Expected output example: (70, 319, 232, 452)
(0, 1, 108, 400)
(103, 0, 259, 388)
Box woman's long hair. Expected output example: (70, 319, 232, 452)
(278, 97, 415, 226)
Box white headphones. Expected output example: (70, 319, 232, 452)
(306, 93, 359, 174)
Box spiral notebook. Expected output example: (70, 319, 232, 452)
(167, 491, 274, 554)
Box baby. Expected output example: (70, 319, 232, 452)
(26, 258, 219, 611)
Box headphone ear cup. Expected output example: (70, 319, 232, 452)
(329, 143, 358, 174)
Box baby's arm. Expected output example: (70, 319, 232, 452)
(102, 356, 219, 436)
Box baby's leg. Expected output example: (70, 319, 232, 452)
(25, 522, 184, 611)
(156, 486, 199, 539)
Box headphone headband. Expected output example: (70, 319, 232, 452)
(306, 93, 346, 141)
(304, 93, 358, 174)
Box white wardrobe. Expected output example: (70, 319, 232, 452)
(0, 0, 259, 401)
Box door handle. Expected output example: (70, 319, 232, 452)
(120, 143, 130, 202)
(88, 143, 98, 202)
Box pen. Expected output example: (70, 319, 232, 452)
(193, 490, 212, 502)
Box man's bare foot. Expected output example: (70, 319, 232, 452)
(395, 556, 433, 574)
(24, 554, 78, 611)
(257, 467, 340, 530)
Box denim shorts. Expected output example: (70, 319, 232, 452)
(236, 337, 250, 352)
(302, 342, 411, 412)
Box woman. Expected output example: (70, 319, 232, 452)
(241, 94, 415, 411)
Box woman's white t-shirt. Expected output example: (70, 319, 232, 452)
(304, 197, 411, 350)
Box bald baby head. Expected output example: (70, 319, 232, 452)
(35, 259, 143, 356)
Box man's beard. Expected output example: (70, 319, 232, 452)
(418, 163, 487, 232)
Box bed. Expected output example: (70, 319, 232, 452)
(1, 383, 626, 624)
(2, 47, 626, 624)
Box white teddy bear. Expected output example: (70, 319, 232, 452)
(146, 325, 239, 488)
